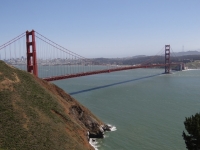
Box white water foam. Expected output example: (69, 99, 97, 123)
(89, 138, 100, 150)
(107, 124, 117, 131)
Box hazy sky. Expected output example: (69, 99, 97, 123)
(0, 0, 200, 58)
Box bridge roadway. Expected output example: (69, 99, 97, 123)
(43, 63, 182, 81)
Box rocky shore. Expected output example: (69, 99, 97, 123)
(87, 124, 112, 139)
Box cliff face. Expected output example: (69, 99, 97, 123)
(0, 61, 103, 150)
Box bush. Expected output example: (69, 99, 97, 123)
(182, 113, 200, 150)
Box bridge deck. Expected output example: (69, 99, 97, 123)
(43, 63, 180, 81)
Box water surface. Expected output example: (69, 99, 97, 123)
(51, 68, 200, 150)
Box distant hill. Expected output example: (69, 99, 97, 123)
(132, 55, 146, 58)
(172, 50, 200, 56)
(92, 51, 200, 65)
(0, 60, 105, 150)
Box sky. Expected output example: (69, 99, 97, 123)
(0, 0, 200, 58)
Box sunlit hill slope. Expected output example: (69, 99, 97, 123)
(0, 60, 104, 150)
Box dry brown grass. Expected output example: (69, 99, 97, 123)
(0, 73, 20, 91)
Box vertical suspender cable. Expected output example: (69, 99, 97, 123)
(70, 52, 71, 75)
(19, 38, 21, 65)
(42, 37, 45, 78)
(42, 38, 45, 78)
(61, 50, 63, 76)
(14, 41, 16, 60)
(4, 46, 6, 61)
(48, 40, 51, 77)
(9, 44, 11, 62)
(47, 39, 49, 77)
(72, 55, 74, 74)
(57, 44, 59, 76)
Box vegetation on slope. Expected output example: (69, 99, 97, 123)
(0, 60, 103, 150)
(183, 113, 200, 150)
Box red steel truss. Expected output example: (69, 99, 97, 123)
(165, 45, 170, 73)
(26, 30, 38, 76)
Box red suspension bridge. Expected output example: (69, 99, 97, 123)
(0, 30, 184, 81)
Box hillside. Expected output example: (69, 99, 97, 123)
(0, 60, 106, 150)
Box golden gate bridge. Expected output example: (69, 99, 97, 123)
(0, 30, 184, 81)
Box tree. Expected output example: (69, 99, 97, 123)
(182, 113, 200, 150)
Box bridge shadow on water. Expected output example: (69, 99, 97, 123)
(69, 73, 163, 95)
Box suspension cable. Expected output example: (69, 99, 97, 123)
(0, 32, 26, 50)
(141, 46, 165, 65)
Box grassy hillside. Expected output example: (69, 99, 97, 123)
(0, 61, 103, 150)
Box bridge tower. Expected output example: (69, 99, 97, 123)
(26, 30, 38, 77)
(165, 45, 170, 74)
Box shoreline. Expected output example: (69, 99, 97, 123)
(88, 124, 117, 150)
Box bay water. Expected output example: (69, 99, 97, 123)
(15, 64, 200, 149)
(52, 68, 200, 150)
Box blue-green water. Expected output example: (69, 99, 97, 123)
(51, 68, 200, 150)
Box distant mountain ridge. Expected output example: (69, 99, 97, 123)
(171, 50, 200, 56)
(92, 50, 200, 65)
